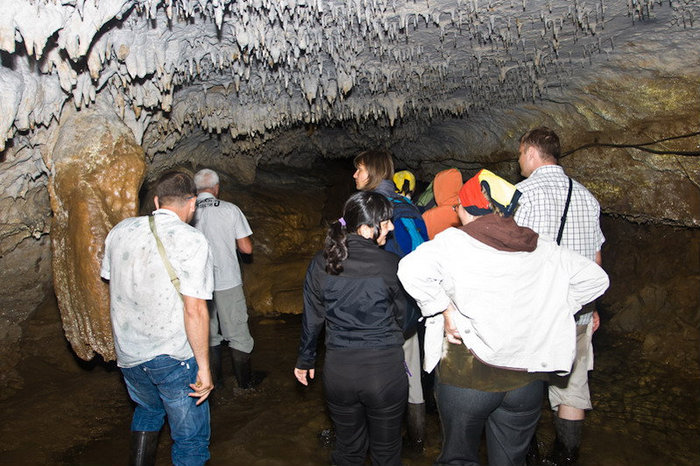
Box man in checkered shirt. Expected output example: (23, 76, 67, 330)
(515, 127, 605, 466)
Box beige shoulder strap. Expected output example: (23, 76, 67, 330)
(148, 215, 184, 302)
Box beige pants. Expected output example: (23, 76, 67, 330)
(549, 322, 594, 411)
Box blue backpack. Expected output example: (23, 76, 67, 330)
(382, 194, 427, 336)
(385, 195, 429, 258)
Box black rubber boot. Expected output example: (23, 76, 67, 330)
(231, 348, 266, 389)
(210, 344, 224, 387)
(543, 418, 582, 466)
(406, 402, 426, 454)
(129, 430, 158, 466)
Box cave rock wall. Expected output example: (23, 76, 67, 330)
(48, 105, 146, 361)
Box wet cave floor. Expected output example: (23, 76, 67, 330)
(2, 297, 698, 466)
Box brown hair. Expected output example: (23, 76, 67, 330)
(353, 149, 395, 191)
(519, 127, 561, 162)
(155, 171, 197, 206)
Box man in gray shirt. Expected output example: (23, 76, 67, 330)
(193, 168, 263, 390)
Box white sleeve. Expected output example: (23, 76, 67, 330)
(231, 205, 253, 239)
(398, 240, 451, 317)
(562, 247, 609, 308)
(100, 230, 113, 280)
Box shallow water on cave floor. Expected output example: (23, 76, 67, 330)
(1, 297, 698, 466)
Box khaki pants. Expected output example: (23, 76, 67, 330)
(548, 322, 594, 411)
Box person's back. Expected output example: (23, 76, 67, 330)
(407, 222, 601, 373)
(192, 168, 259, 390)
(422, 168, 463, 240)
(105, 212, 211, 366)
(515, 165, 602, 261)
(193, 194, 250, 289)
(301, 235, 405, 356)
(374, 178, 428, 257)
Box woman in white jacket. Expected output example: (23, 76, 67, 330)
(397, 169, 609, 466)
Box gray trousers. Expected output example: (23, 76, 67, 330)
(208, 285, 254, 353)
(403, 332, 424, 404)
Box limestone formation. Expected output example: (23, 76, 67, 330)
(47, 105, 146, 361)
(0, 0, 697, 224)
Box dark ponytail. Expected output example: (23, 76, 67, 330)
(324, 192, 393, 275)
(324, 220, 348, 275)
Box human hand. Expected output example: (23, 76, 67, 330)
(189, 368, 214, 405)
(294, 367, 315, 386)
(592, 310, 600, 333)
(444, 305, 462, 345)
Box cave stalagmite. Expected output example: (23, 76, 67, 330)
(0, 0, 698, 464)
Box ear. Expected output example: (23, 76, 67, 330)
(154, 196, 160, 210)
(357, 224, 374, 240)
(457, 205, 474, 225)
(525, 145, 539, 161)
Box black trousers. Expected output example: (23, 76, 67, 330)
(323, 347, 408, 466)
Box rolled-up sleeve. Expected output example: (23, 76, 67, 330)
(563, 247, 609, 309)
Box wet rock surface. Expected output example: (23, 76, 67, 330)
(1, 297, 698, 466)
(47, 106, 146, 362)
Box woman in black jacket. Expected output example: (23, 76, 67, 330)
(294, 191, 409, 466)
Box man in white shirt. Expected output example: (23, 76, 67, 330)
(193, 168, 262, 390)
(101, 171, 214, 466)
(515, 127, 605, 466)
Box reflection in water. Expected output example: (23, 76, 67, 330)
(1, 300, 698, 466)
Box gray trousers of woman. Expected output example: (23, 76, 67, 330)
(435, 380, 544, 466)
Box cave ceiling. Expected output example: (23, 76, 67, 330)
(1, 0, 699, 224)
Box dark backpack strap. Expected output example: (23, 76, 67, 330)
(556, 177, 573, 245)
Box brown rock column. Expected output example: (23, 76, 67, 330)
(47, 107, 146, 361)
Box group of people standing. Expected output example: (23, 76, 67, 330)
(99, 126, 608, 466)
(101, 168, 260, 466)
(294, 127, 609, 466)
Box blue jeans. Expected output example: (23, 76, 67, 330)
(435, 380, 544, 466)
(121, 355, 210, 466)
